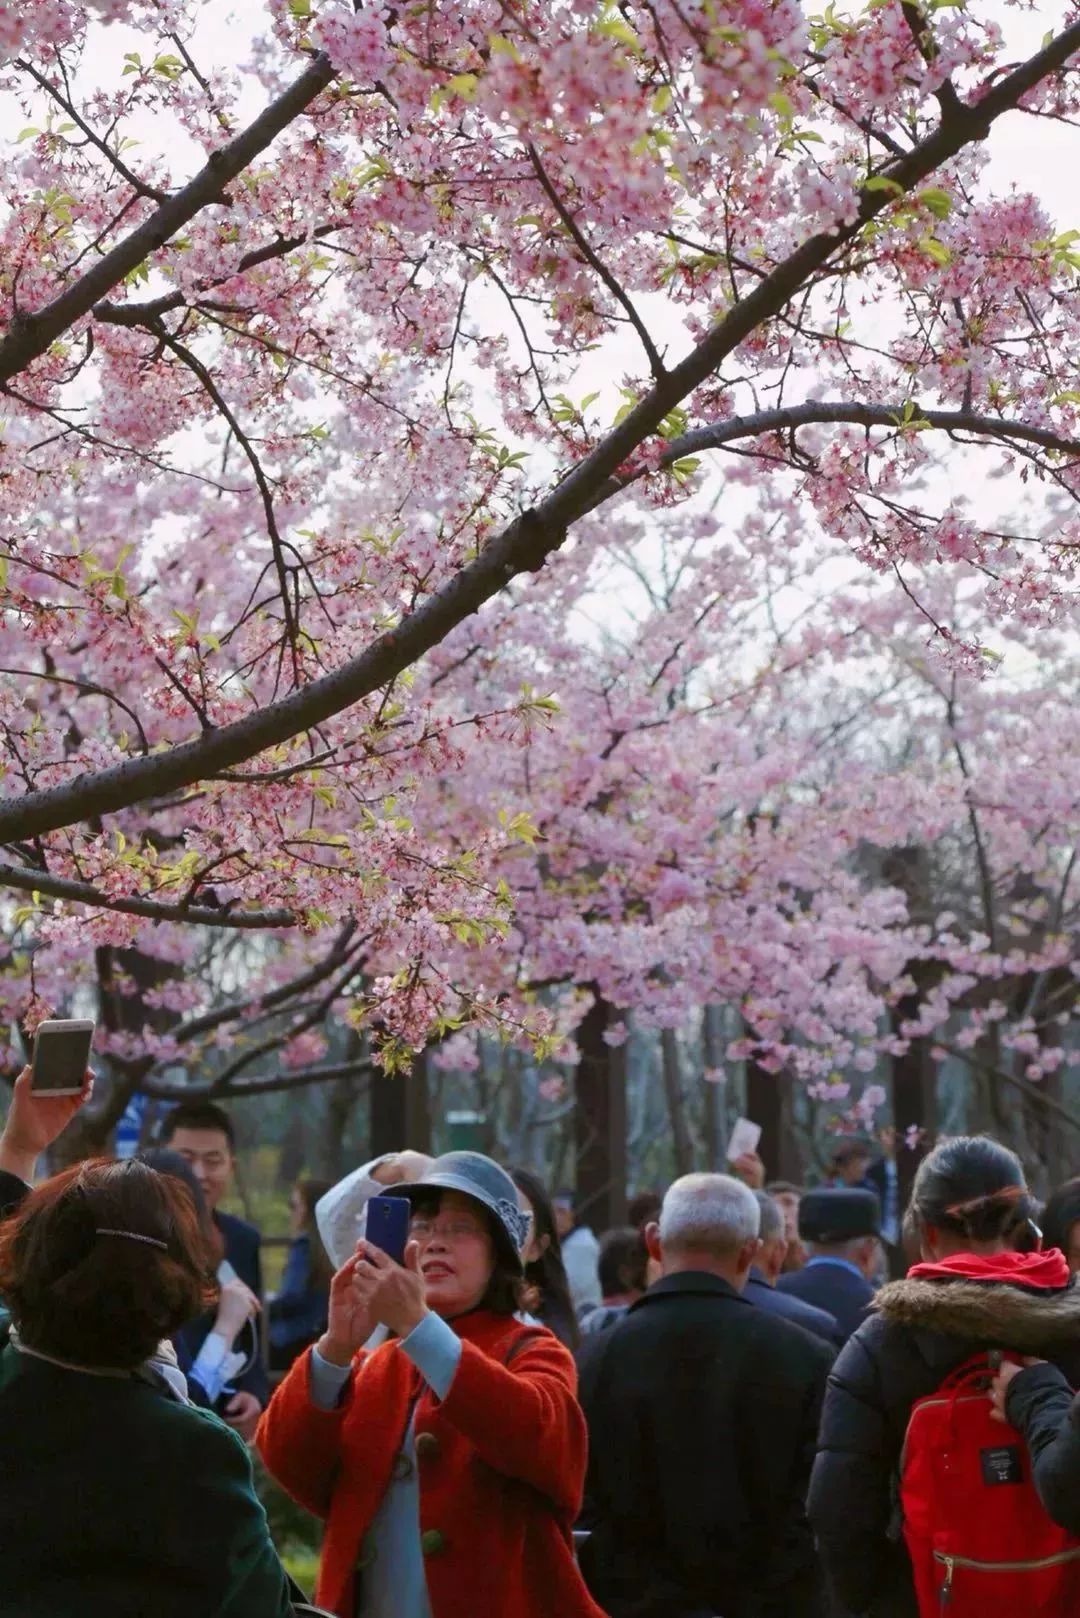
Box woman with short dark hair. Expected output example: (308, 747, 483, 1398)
(0, 1156, 292, 1618)
(809, 1136, 1080, 1618)
(510, 1165, 580, 1347)
(258, 1150, 605, 1618)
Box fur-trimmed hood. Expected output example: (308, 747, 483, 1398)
(875, 1249, 1080, 1352)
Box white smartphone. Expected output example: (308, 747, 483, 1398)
(727, 1116, 762, 1162)
(30, 1019, 95, 1096)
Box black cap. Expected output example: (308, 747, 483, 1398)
(799, 1187, 881, 1244)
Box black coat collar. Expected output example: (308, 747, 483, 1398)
(632, 1269, 747, 1309)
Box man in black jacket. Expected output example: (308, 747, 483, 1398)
(159, 1100, 269, 1435)
(578, 1172, 833, 1618)
(745, 1192, 842, 1347)
(777, 1187, 880, 1341)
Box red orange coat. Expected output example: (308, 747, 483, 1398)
(256, 1309, 607, 1618)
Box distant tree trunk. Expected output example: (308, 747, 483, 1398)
(315, 1071, 368, 1182)
(575, 994, 627, 1233)
(745, 1050, 798, 1182)
(891, 963, 939, 1211)
(701, 1005, 727, 1170)
(660, 1028, 693, 1176)
(370, 1050, 433, 1158)
(278, 1090, 308, 1188)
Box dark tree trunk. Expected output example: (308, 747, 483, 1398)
(574, 994, 627, 1233)
(315, 1071, 368, 1182)
(745, 1056, 798, 1182)
(369, 1050, 432, 1158)
(891, 968, 939, 1212)
(660, 1028, 694, 1176)
(701, 1005, 726, 1170)
(278, 1090, 308, 1188)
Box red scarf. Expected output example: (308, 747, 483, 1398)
(908, 1248, 1072, 1291)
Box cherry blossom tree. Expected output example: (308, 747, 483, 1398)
(2, 0, 1080, 1115)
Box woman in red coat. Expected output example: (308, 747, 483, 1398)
(257, 1151, 606, 1618)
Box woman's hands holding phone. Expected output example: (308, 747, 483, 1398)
(0, 1065, 94, 1184)
(352, 1239, 427, 1339)
(317, 1249, 378, 1367)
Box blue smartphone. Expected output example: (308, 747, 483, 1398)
(366, 1194, 411, 1265)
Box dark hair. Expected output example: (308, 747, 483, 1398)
(765, 1181, 803, 1199)
(294, 1178, 334, 1294)
(909, 1136, 1038, 1245)
(831, 1139, 873, 1170)
(1040, 1178, 1080, 1259)
(598, 1226, 648, 1297)
(158, 1101, 235, 1151)
(0, 1159, 214, 1368)
(409, 1189, 527, 1318)
(137, 1146, 223, 1270)
(627, 1189, 663, 1228)
(511, 1167, 579, 1347)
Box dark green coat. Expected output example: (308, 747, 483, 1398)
(0, 1344, 293, 1618)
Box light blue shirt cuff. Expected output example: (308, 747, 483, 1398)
(308, 1345, 353, 1410)
(188, 1331, 230, 1405)
(400, 1311, 462, 1401)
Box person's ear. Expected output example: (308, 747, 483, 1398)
(736, 1237, 760, 1278)
(645, 1221, 662, 1264)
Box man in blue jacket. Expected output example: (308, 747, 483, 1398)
(159, 1100, 268, 1438)
(746, 1192, 842, 1347)
(777, 1187, 880, 1343)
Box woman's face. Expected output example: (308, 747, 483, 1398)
(409, 1191, 496, 1318)
(288, 1189, 306, 1236)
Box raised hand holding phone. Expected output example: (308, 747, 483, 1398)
(0, 1062, 95, 1185)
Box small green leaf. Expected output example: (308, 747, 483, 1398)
(918, 234, 952, 266)
(918, 187, 952, 219)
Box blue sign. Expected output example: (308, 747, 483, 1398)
(114, 1092, 149, 1159)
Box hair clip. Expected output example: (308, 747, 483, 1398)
(96, 1228, 168, 1252)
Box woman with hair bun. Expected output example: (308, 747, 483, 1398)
(808, 1136, 1080, 1618)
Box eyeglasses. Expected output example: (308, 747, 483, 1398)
(409, 1217, 486, 1244)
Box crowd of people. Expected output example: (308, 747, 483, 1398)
(7, 1073, 1080, 1618)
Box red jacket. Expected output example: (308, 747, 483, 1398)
(257, 1310, 606, 1618)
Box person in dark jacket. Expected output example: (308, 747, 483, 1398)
(745, 1192, 841, 1347)
(268, 1177, 332, 1369)
(159, 1100, 269, 1434)
(579, 1225, 649, 1336)
(809, 1136, 1080, 1618)
(0, 1155, 291, 1618)
(1039, 1175, 1080, 1273)
(777, 1187, 880, 1340)
(578, 1172, 832, 1618)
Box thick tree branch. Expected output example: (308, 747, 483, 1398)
(140, 1056, 373, 1100)
(1, 20, 1078, 843)
(583, 400, 1080, 507)
(0, 52, 335, 383)
(0, 861, 297, 928)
